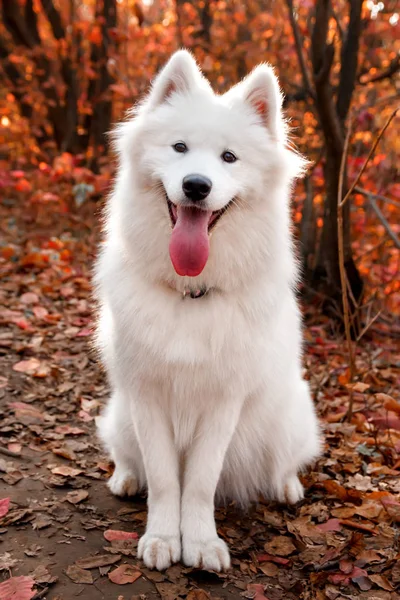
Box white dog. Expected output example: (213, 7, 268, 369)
(95, 50, 320, 573)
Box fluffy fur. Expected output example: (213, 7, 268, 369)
(94, 50, 321, 572)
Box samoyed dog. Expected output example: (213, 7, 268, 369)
(95, 50, 320, 572)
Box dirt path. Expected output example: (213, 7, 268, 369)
(0, 198, 399, 600)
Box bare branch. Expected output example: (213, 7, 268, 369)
(337, 118, 356, 422)
(339, 107, 399, 208)
(360, 53, 400, 85)
(354, 186, 400, 209)
(284, 0, 314, 96)
(364, 193, 400, 249)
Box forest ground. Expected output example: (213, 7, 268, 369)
(0, 183, 399, 600)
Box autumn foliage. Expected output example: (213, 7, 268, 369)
(0, 2, 400, 598)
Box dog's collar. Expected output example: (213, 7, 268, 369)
(182, 286, 208, 299)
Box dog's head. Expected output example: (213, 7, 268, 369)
(115, 51, 306, 287)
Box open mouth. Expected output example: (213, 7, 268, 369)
(167, 198, 233, 232)
(166, 195, 234, 278)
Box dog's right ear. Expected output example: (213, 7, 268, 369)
(145, 50, 206, 110)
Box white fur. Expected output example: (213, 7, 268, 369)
(94, 50, 321, 572)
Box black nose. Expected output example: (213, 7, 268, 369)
(182, 174, 212, 202)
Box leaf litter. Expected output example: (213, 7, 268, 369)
(0, 187, 399, 598)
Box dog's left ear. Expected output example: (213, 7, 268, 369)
(231, 65, 284, 142)
(146, 50, 207, 110)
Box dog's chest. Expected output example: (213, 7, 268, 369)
(121, 290, 266, 395)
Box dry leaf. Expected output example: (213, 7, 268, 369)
(264, 535, 296, 556)
(66, 565, 93, 584)
(31, 565, 57, 584)
(66, 490, 89, 504)
(259, 562, 279, 576)
(75, 554, 121, 569)
(12, 358, 40, 375)
(246, 583, 270, 600)
(0, 552, 19, 571)
(187, 591, 212, 600)
(51, 466, 82, 477)
(108, 564, 141, 584)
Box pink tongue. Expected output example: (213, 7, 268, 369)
(169, 206, 212, 277)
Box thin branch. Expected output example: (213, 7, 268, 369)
(337, 118, 356, 421)
(365, 194, 400, 249)
(360, 53, 400, 85)
(356, 309, 382, 342)
(284, 0, 314, 96)
(339, 107, 399, 208)
(355, 186, 400, 209)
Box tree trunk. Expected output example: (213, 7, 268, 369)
(87, 0, 117, 171)
(310, 0, 363, 333)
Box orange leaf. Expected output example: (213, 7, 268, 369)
(108, 564, 141, 585)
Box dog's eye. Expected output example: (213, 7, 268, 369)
(173, 142, 188, 153)
(222, 151, 237, 163)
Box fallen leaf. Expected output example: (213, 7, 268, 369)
(317, 518, 342, 532)
(66, 565, 93, 584)
(246, 583, 270, 600)
(187, 591, 212, 600)
(66, 490, 89, 504)
(12, 359, 41, 375)
(104, 530, 138, 542)
(264, 535, 296, 556)
(0, 576, 36, 599)
(369, 574, 393, 591)
(340, 519, 376, 534)
(51, 466, 82, 477)
(31, 565, 57, 584)
(0, 499, 10, 519)
(75, 554, 121, 569)
(0, 552, 19, 571)
(108, 564, 141, 584)
(20, 292, 39, 304)
(259, 562, 279, 576)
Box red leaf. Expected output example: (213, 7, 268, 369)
(0, 576, 36, 600)
(0, 498, 10, 518)
(317, 518, 342, 532)
(104, 530, 138, 542)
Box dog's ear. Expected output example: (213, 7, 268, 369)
(146, 50, 206, 109)
(230, 65, 284, 141)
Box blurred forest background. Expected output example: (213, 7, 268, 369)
(0, 0, 399, 331)
(1, 3, 400, 598)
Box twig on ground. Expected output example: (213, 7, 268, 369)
(0, 446, 32, 461)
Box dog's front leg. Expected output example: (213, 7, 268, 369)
(181, 398, 242, 571)
(132, 398, 181, 570)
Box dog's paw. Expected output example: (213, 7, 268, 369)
(183, 537, 231, 572)
(107, 467, 138, 497)
(275, 474, 304, 504)
(138, 533, 181, 571)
